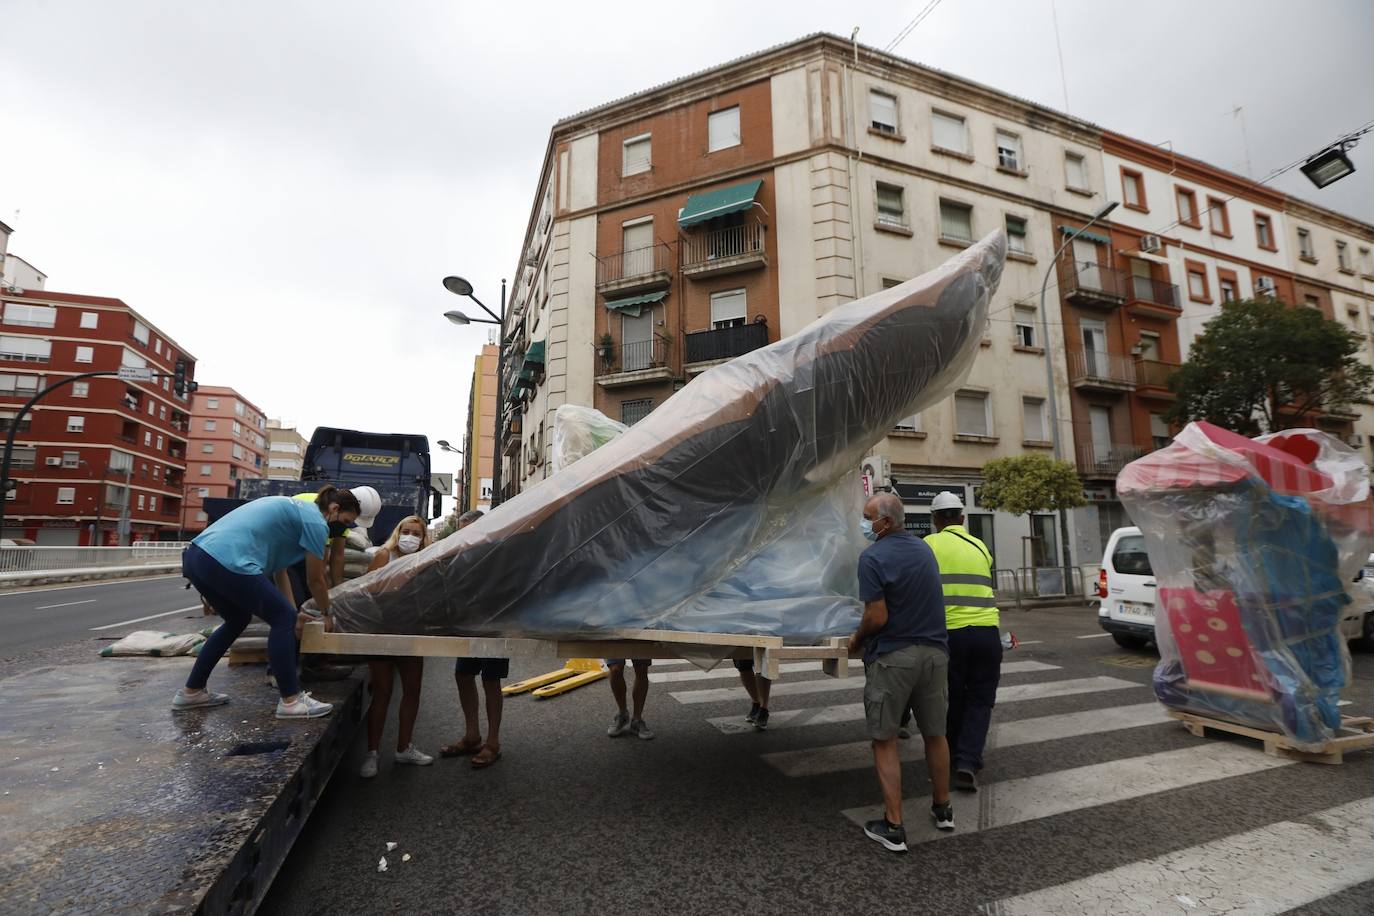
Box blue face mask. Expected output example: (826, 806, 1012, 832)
(860, 518, 879, 542)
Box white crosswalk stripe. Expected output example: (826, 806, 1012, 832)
(672, 660, 1060, 706)
(650, 660, 863, 683)
(982, 795, 1374, 915)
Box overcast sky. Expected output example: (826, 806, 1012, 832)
(3, 0, 1371, 515)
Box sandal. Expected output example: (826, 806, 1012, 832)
(470, 744, 502, 769)
(439, 737, 483, 758)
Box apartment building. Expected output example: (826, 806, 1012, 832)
(0, 288, 195, 544)
(460, 343, 498, 513)
(266, 419, 308, 480)
(182, 386, 267, 534)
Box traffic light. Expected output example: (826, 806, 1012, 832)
(173, 359, 187, 397)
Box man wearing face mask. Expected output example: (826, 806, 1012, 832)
(849, 491, 953, 853)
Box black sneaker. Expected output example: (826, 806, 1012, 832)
(863, 818, 908, 853)
(754, 708, 769, 731)
(954, 769, 979, 793)
(745, 702, 760, 724)
(931, 802, 955, 832)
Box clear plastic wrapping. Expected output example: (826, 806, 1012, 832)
(551, 405, 629, 473)
(326, 231, 1006, 641)
(1118, 422, 1374, 748)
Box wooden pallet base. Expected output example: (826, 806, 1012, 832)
(1167, 709, 1374, 764)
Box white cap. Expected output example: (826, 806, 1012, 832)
(930, 491, 964, 512)
(351, 485, 381, 528)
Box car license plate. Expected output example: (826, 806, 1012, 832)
(1117, 602, 1154, 621)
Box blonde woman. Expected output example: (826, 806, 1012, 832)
(358, 516, 433, 777)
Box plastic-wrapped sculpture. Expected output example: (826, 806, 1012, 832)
(550, 405, 629, 473)
(1118, 421, 1374, 747)
(327, 231, 1006, 640)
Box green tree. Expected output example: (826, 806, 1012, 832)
(1166, 297, 1374, 435)
(978, 454, 1087, 571)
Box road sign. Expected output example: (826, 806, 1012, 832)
(117, 367, 154, 381)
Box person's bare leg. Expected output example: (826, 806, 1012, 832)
(482, 678, 503, 750)
(872, 737, 904, 824)
(395, 658, 423, 752)
(365, 661, 394, 753)
(757, 674, 771, 711)
(631, 664, 649, 719)
(924, 735, 951, 805)
(609, 664, 628, 713)
(457, 673, 481, 745)
(737, 669, 759, 703)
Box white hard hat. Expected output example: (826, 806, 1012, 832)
(350, 485, 381, 529)
(930, 491, 964, 512)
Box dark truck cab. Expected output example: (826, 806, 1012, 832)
(204, 427, 437, 544)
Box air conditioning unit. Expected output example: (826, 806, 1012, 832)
(45, 457, 61, 466)
(1139, 234, 1162, 254)
(1255, 277, 1277, 295)
(860, 455, 891, 492)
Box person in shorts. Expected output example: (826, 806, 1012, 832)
(848, 492, 953, 853)
(605, 658, 654, 740)
(734, 659, 772, 730)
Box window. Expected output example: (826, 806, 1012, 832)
(1337, 241, 1352, 272)
(0, 336, 51, 362)
(143, 431, 152, 446)
(869, 90, 898, 135)
(198, 464, 211, 476)
(1360, 247, 1374, 275)
(1065, 152, 1088, 190)
(1121, 169, 1146, 210)
(995, 130, 1023, 171)
(1137, 332, 1160, 362)
(57, 487, 76, 505)
(67, 415, 85, 433)
(1022, 397, 1047, 441)
(2, 304, 56, 328)
(881, 277, 904, 289)
(939, 200, 973, 243)
(75, 346, 95, 364)
(1254, 212, 1275, 250)
(709, 289, 747, 329)
(0, 374, 39, 396)
(154, 339, 162, 355)
(894, 412, 922, 432)
(4, 445, 37, 470)
(954, 391, 991, 437)
(931, 111, 969, 154)
(1298, 228, 1315, 260)
(132, 321, 150, 344)
(707, 106, 740, 152)
(197, 511, 208, 522)
(1013, 306, 1037, 347)
(234, 401, 244, 416)
(61, 451, 79, 468)
(202, 442, 214, 453)
(1175, 187, 1199, 227)
(153, 466, 160, 480)
(149, 496, 157, 512)
(198, 487, 210, 497)
(121, 349, 147, 369)
(147, 400, 155, 416)
(73, 381, 89, 398)
(0, 411, 29, 433)
(204, 419, 217, 431)
(232, 443, 243, 460)
(1186, 260, 1210, 302)
(1150, 414, 1172, 450)
(159, 406, 166, 420)
(1304, 294, 1321, 310)
(206, 398, 219, 409)
(1005, 216, 1028, 254)
(155, 435, 163, 450)
(137, 493, 145, 510)
(108, 451, 133, 474)
(80, 311, 99, 329)
(1217, 268, 1240, 303)
(622, 134, 651, 176)
(1207, 197, 1230, 236)
(1256, 275, 1277, 296)
(621, 398, 654, 426)
(875, 182, 906, 227)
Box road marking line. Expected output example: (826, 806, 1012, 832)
(763, 703, 1168, 777)
(35, 599, 96, 610)
(981, 795, 1374, 915)
(706, 675, 1140, 733)
(672, 661, 1060, 705)
(651, 660, 863, 684)
(89, 606, 202, 631)
(1076, 632, 1113, 639)
(0, 573, 180, 598)
(1339, 699, 1353, 707)
(1013, 640, 1043, 645)
(841, 742, 1294, 838)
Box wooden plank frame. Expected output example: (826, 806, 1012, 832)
(1168, 708, 1374, 765)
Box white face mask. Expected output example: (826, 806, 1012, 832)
(397, 534, 422, 555)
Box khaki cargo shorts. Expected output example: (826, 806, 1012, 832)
(864, 643, 949, 741)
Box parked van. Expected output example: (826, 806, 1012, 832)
(1098, 528, 1374, 651)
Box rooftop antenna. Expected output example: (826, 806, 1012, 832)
(1228, 105, 1254, 178)
(1050, 0, 1070, 113)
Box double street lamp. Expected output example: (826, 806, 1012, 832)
(442, 276, 509, 508)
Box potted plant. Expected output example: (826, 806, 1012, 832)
(598, 332, 615, 369)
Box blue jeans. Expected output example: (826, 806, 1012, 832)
(184, 544, 300, 698)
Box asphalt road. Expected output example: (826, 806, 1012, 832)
(0, 575, 201, 656)
(259, 606, 1374, 915)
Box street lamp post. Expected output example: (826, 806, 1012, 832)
(1038, 200, 1119, 595)
(436, 439, 464, 516)
(443, 275, 509, 508)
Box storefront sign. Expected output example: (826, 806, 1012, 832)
(892, 481, 968, 504)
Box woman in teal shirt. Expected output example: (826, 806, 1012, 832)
(173, 486, 361, 718)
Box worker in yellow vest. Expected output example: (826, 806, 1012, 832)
(925, 490, 1000, 794)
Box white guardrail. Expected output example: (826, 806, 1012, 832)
(0, 543, 190, 574)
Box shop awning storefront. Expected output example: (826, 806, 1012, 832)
(678, 179, 763, 228)
(603, 291, 667, 318)
(1058, 225, 1111, 246)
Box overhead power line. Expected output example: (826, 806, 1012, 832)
(885, 0, 946, 53)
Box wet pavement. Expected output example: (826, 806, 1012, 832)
(0, 656, 362, 915)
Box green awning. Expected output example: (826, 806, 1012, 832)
(678, 179, 763, 228)
(604, 291, 666, 318)
(1058, 225, 1110, 245)
(522, 339, 546, 366)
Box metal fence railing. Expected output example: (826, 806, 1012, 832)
(993, 565, 1093, 604)
(0, 543, 190, 574)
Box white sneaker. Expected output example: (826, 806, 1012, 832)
(274, 692, 334, 719)
(172, 688, 229, 710)
(360, 751, 379, 778)
(394, 745, 434, 766)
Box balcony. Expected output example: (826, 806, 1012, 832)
(1076, 442, 1148, 479)
(1058, 258, 1127, 309)
(1125, 275, 1181, 318)
(684, 322, 769, 373)
(1068, 348, 1136, 393)
(681, 223, 767, 279)
(595, 244, 672, 298)
(1134, 359, 1180, 400)
(595, 336, 673, 388)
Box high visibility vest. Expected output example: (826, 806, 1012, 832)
(924, 524, 999, 629)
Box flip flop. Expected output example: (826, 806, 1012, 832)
(470, 745, 502, 769)
(439, 738, 483, 758)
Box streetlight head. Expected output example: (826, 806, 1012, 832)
(437, 439, 451, 448)
(1301, 147, 1356, 189)
(1093, 201, 1119, 220)
(443, 276, 475, 297)
(444, 310, 471, 325)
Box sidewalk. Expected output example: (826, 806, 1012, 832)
(0, 656, 363, 914)
(0, 563, 180, 589)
